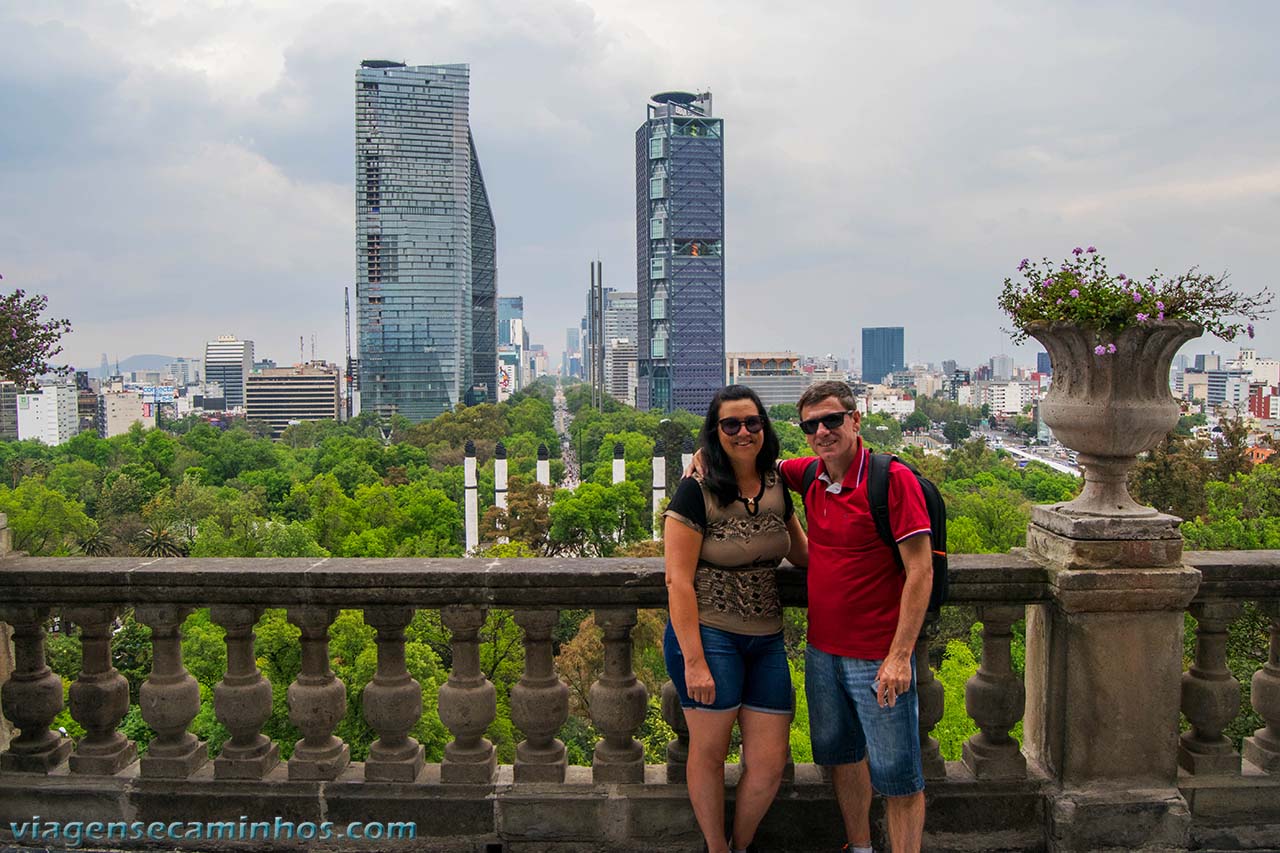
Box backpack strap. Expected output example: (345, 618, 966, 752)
(799, 459, 821, 509)
(867, 452, 904, 569)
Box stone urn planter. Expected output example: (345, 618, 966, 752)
(1029, 319, 1202, 518)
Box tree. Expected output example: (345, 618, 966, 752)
(0, 279, 73, 388)
(134, 526, 188, 557)
(479, 478, 555, 554)
(1213, 416, 1254, 482)
(1130, 433, 1210, 521)
(548, 481, 648, 556)
(0, 479, 94, 555)
(903, 410, 931, 433)
(942, 420, 971, 447)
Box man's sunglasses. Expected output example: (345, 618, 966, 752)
(718, 416, 765, 436)
(798, 410, 856, 435)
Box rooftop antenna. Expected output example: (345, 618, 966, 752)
(311, 333, 317, 362)
(299, 336, 304, 365)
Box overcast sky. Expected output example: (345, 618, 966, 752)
(3, 0, 1277, 375)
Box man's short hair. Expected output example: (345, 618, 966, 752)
(798, 381, 856, 416)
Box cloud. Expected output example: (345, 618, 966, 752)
(1, 0, 1278, 378)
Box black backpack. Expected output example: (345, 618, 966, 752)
(800, 453, 949, 613)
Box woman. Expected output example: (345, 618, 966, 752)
(664, 385, 808, 853)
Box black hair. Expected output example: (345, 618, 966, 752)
(698, 385, 780, 507)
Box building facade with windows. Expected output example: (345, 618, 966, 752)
(16, 385, 79, 446)
(725, 352, 813, 409)
(245, 364, 341, 439)
(356, 61, 496, 422)
(636, 91, 725, 413)
(204, 336, 254, 410)
(861, 327, 904, 386)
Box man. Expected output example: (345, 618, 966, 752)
(777, 381, 932, 853)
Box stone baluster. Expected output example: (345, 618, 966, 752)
(962, 605, 1027, 779)
(210, 605, 279, 779)
(1244, 601, 1280, 772)
(915, 614, 945, 780)
(590, 607, 648, 783)
(439, 606, 497, 783)
(363, 606, 425, 781)
(286, 607, 349, 780)
(660, 680, 689, 783)
(66, 606, 136, 774)
(0, 606, 71, 772)
(136, 605, 207, 777)
(511, 609, 569, 782)
(1179, 601, 1244, 774)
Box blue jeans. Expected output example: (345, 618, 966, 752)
(664, 622, 793, 713)
(805, 645, 925, 797)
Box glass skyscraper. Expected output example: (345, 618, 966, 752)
(635, 91, 725, 413)
(861, 326, 904, 385)
(355, 61, 496, 422)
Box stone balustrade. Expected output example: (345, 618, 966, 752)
(0, 549, 1278, 851)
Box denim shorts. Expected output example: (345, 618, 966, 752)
(664, 622, 793, 714)
(805, 645, 925, 797)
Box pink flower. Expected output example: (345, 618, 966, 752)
(1155, 301, 1164, 311)
(1117, 273, 1127, 281)
(1018, 258, 1029, 271)
(1094, 344, 1106, 355)
(1107, 343, 1117, 353)
(1072, 247, 1084, 256)
(1137, 312, 1149, 322)
(1041, 277, 1053, 288)
(1087, 246, 1097, 253)
(1132, 291, 1142, 303)
(1056, 298, 1064, 305)
(1248, 324, 1255, 338)
(1069, 288, 1080, 298)
(1158, 311, 1165, 321)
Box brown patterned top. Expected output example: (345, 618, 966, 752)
(664, 471, 793, 635)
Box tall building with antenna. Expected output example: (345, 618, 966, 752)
(635, 91, 725, 413)
(355, 60, 497, 422)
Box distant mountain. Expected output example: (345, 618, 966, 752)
(116, 354, 178, 373)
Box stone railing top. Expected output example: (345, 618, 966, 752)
(1185, 550, 1280, 601)
(0, 550, 1274, 609)
(0, 552, 1047, 609)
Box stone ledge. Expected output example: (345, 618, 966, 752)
(0, 761, 1048, 853)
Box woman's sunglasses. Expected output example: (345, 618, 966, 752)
(718, 416, 765, 436)
(798, 410, 856, 435)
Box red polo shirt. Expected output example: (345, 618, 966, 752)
(779, 441, 931, 660)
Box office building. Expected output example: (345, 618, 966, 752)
(356, 60, 497, 421)
(204, 335, 254, 410)
(0, 382, 18, 441)
(166, 357, 202, 387)
(245, 364, 341, 439)
(861, 327, 904, 385)
(990, 354, 1015, 381)
(636, 90, 725, 413)
(605, 338, 639, 407)
(1205, 369, 1251, 410)
(16, 385, 79, 446)
(498, 297, 524, 348)
(1037, 352, 1052, 375)
(1194, 353, 1222, 372)
(564, 327, 581, 377)
(99, 391, 151, 438)
(726, 352, 813, 409)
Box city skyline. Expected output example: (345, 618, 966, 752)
(3, 2, 1278, 375)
